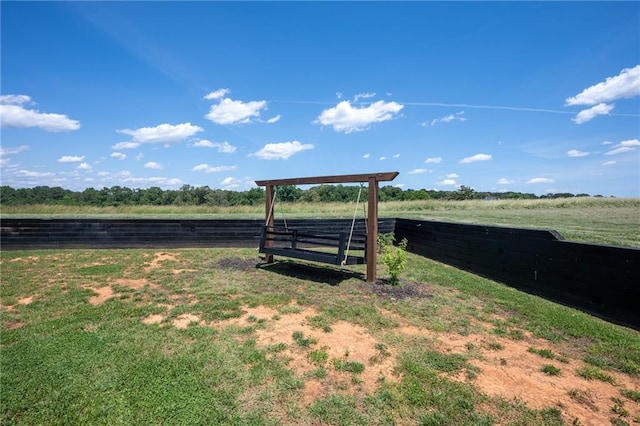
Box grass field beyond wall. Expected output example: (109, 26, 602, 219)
(2, 197, 638, 247)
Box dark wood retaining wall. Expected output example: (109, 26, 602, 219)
(1, 217, 638, 328)
(394, 218, 639, 329)
(0, 218, 395, 250)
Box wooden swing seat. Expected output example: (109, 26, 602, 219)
(259, 225, 366, 266)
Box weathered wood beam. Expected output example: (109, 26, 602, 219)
(255, 171, 398, 187)
(367, 176, 378, 283)
(264, 184, 274, 263)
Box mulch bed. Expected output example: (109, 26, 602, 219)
(360, 279, 433, 300)
(212, 257, 260, 271)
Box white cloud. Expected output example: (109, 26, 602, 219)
(145, 161, 163, 170)
(567, 149, 589, 158)
(0, 95, 31, 105)
(408, 168, 427, 174)
(425, 157, 442, 164)
(192, 139, 237, 153)
(250, 141, 313, 160)
(526, 177, 554, 184)
(0, 95, 80, 132)
(446, 173, 459, 178)
(58, 155, 85, 163)
(605, 138, 640, 155)
(315, 100, 404, 133)
(205, 97, 268, 125)
(603, 161, 616, 166)
(336, 92, 343, 99)
(602, 140, 615, 145)
(220, 176, 241, 189)
(572, 103, 614, 124)
(497, 178, 514, 184)
(112, 141, 141, 150)
(422, 111, 466, 127)
(135, 153, 144, 161)
(265, 115, 281, 124)
(77, 162, 92, 171)
(354, 92, 376, 102)
(204, 88, 230, 100)
(117, 175, 183, 187)
(362, 153, 370, 159)
(393, 153, 400, 158)
(117, 122, 203, 144)
(379, 156, 386, 161)
(565, 65, 640, 106)
(16, 169, 55, 178)
(437, 178, 458, 186)
(459, 153, 492, 164)
(191, 164, 237, 173)
(0, 145, 29, 156)
(111, 152, 127, 160)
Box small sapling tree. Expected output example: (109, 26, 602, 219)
(381, 235, 408, 286)
(377, 232, 396, 253)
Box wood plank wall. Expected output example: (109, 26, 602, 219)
(394, 218, 639, 329)
(0, 218, 395, 250)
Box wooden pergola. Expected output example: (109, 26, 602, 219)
(255, 171, 399, 282)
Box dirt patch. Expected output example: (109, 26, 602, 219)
(88, 286, 114, 306)
(3, 320, 24, 330)
(437, 330, 639, 425)
(173, 313, 203, 329)
(17, 296, 34, 305)
(113, 278, 152, 290)
(9, 256, 40, 263)
(172, 269, 197, 274)
(142, 314, 166, 325)
(144, 252, 178, 272)
(214, 303, 399, 406)
(374, 306, 640, 424)
(213, 257, 259, 271)
(361, 279, 433, 300)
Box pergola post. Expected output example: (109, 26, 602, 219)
(255, 172, 399, 280)
(366, 176, 379, 283)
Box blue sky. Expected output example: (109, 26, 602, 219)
(1, 2, 639, 197)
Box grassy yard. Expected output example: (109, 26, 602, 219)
(2, 197, 639, 247)
(2, 247, 639, 425)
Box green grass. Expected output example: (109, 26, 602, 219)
(308, 348, 329, 366)
(332, 359, 365, 374)
(541, 364, 562, 376)
(620, 388, 640, 402)
(529, 347, 556, 359)
(292, 331, 316, 348)
(576, 366, 617, 384)
(2, 246, 639, 425)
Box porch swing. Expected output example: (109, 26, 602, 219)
(258, 184, 367, 266)
(255, 172, 399, 283)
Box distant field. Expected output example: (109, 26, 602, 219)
(2, 197, 638, 247)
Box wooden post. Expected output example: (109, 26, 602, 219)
(366, 177, 378, 282)
(264, 184, 274, 263)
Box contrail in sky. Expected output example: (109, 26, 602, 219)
(272, 100, 640, 117)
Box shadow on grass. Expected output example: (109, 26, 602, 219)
(257, 259, 364, 286)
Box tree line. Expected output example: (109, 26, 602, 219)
(0, 184, 593, 207)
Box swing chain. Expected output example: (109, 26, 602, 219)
(342, 183, 364, 266)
